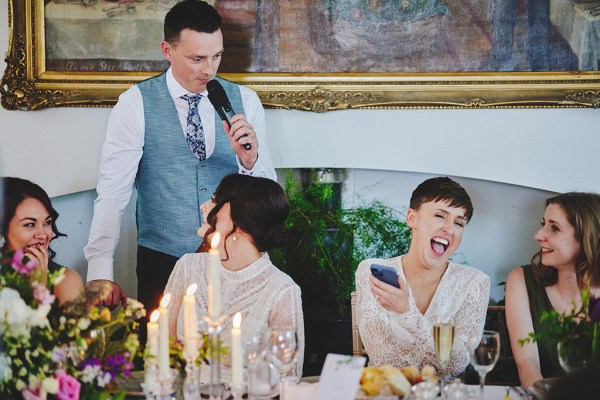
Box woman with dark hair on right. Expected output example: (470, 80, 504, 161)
(164, 174, 304, 382)
(506, 192, 600, 387)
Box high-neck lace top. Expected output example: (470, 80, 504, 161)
(355, 256, 490, 378)
(164, 252, 304, 382)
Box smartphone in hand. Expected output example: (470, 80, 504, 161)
(370, 264, 400, 288)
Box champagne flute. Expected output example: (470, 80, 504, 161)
(268, 326, 298, 400)
(470, 330, 500, 398)
(433, 315, 455, 398)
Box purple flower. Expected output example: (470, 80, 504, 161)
(589, 296, 600, 322)
(32, 281, 56, 305)
(11, 249, 37, 275)
(55, 370, 81, 400)
(103, 352, 134, 379)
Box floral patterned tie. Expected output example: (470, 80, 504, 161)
(181, 94, 207, 161)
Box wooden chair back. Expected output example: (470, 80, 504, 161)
(351, 291, 368, 357)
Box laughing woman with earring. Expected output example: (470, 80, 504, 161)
(506, 192, 600, 387)
(1, 177, 85, 305)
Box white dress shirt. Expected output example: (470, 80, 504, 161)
(85, 68, 276, 282)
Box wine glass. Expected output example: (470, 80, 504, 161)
(268, 326, 298, 400)
(245, 331, 271, 399)
(470, 330, 500, 398)
(433, 315, 455, 398)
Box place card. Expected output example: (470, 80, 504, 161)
(315, 353, 366, 400)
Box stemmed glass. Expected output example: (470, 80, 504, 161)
(268, 326, 299, 400)
(244, 331, 270, 399)
(470, 330, 500, 398)
(433, 315, 455, 398)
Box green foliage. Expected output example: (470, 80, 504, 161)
(271, 170, 411, 317)
(519, 291, 600, 363)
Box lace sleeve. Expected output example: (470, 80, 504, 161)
(445, 272, 490, 377)
(356, 259, 434, 368)
(269, 283, 305, 378)
(164, 255, 189, 338)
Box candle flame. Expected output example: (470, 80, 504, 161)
(186, 283, 198, 296)
(233, 312, 242, 329)
(150, 309, 160, 323)
(160, 293, 171, 308)
(211, 232, 221, 249)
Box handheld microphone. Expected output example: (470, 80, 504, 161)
(206, 80, 251, 150)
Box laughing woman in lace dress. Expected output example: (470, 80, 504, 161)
(164, 174, 304, 382)
(355, 177, 490, 378)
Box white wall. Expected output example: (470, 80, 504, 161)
(1, 3, 598, 301)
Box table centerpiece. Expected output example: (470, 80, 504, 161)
(0, 246, 145, 400)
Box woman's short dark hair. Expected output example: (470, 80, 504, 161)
(1, 177, 65, 259)
(206, 174, 289, 256)
(532, 192, 600, 290)
(409, 176, 474, 222)
(164, 0, 222, 45)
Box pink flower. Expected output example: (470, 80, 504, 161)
(589, 296, 600, 322)
(55, 370, 81, 400)
(11, 249, 37, 275)
(21, 382, 44, 400)
(32, 281, 56, 305)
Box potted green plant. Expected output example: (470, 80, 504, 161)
(270, 169, 411, 375)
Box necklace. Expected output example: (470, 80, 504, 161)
(554, 285, 579, 306)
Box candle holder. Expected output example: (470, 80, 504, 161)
(141, 358, 160, 399)
(230, 382, 245, 400)
(156, 366, 177, 399)
(183, 337, 201, 400)
(202, 314, 229, 400)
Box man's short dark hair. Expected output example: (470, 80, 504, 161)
(164, 0, 222, 45)
(409, 176, 474, 222)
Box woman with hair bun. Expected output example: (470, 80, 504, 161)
(165, 174, 304, 381)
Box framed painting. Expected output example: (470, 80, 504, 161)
(2, 0, 600, 111)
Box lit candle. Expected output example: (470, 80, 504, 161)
(183, 283, 199, 338)
(183, 284, 199, 360)
(158, 293, 171, 377)
(231, 312, 243, 388)
(208, 233, 222, 319)
(147, 309, 160, 359)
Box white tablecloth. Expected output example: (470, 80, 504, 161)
(285, 382, 527, 400)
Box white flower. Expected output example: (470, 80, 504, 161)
(0, 354, 12, 382)
(125, 298, 146, 318)
(0, 287, 50, 339)
(97, 371, 112, 388)
(42, 377, 59, 394)
(77, 317, 91, 330)
(81, 364, 102, 384)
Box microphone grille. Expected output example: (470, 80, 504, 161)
(206, 79, 228, 106)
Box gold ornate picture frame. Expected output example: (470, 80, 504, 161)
(2, 0, 600, 111)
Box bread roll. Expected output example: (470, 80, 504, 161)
(400, 365, 420, 384)
(360, 366, 385, 396)
(380, 365, 412, 396)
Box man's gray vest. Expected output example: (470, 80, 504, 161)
(136, 74, 242, 258)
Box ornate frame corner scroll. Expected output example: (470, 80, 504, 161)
(2, 0, 600, 111)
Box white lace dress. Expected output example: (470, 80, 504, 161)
(164, 252, 304, 382)
(355, 256, 490, 378)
